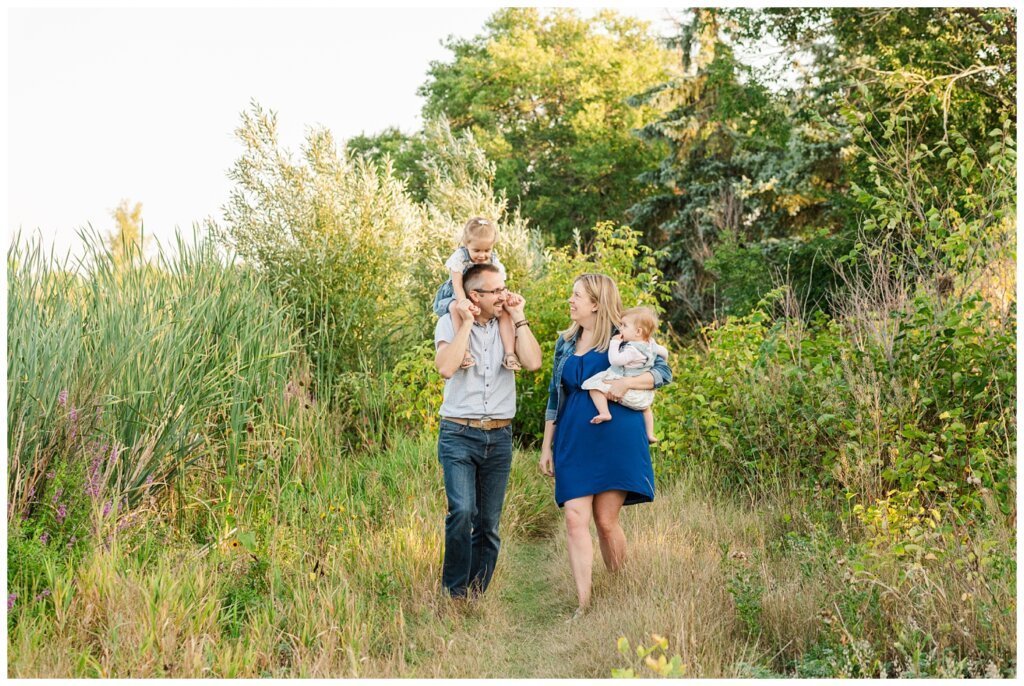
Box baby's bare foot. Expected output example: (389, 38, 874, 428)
(590, 413, 612, 424)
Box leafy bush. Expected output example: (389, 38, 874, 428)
(221, 102, 425, 380)
(706, 228, 849, 319)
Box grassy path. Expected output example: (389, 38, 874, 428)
(403, 473, 827, 683)
(409, 476, 783, 679)
(410, 538, 581, 678)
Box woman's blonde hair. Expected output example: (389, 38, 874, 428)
(560, 273, 623, 352)
(622, 306, 659, 339)
(462, 216, 496, 244)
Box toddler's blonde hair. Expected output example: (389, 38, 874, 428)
(462, 217, 496, 244)
(622, 306, 659, 339)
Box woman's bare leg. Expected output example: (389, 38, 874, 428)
(563, 495, 595, 609)
(593, 490, 628, 572)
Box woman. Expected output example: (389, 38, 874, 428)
(538, 273, 672, 619)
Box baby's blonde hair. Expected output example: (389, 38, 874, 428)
(462, 217, 496, 244)
(622, 306, 659, 339)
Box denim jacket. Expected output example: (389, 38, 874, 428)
(544, 331, 673, 423)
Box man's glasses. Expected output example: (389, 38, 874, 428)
(473, 287, 508, 296)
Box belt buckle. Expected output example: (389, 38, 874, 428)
(479, 417, 492, 430)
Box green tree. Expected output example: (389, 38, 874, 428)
(420, 7, 676, 244)
(345, 127, 430, 202)
(107, 199, 146, 268)
(628, 9, 847, 330)
(724, 7, 1016, 213)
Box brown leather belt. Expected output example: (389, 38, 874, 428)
(443, 417, 512, 430)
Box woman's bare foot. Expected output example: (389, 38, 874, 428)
(590, 413, 612, 424)
(502, 353, 522, 371)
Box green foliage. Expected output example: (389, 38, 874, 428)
(706, 228, 849, 319)
(220, 556, 270, 639)
(421, 7, 675, 244)
(345, 126, 431, 202)
(221, 102, 425, 379)
(627, 9, 849, 331)
(657, 290, 1014, 513)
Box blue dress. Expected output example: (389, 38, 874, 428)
(553, 349, 655, 507)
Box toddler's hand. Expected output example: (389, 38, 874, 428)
(504, 292, 525, 319)
(455, 298, 480, 319)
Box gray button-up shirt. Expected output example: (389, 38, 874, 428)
(434, 314, 516, 419)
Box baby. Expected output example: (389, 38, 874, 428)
(581, 306, 668, 443)
(431, 216, 520, 370)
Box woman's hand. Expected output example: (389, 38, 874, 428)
(539, 445, 554, 477)
(605, 377, 631, 402)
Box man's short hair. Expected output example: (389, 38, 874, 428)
(463, 263, 501, 293)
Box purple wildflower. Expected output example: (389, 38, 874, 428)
(57, 389, 68, 407)
(46, 471, 55, 480)
(51, 487, 63, 504)
(145, 473, 155, 486)
(109, 445, 119, 464)
(68, 407, 79, 440)
(102, 500, 112, 518)
(66, 535, 77, 549)
(40, 531, 49, 545)
(86, 453, 103, 499)
(56, 503, 67, 524)
(116, 513, 137, 533)
(27, 486, 35, 499)
(7, 593, 17, 611)
(35, 589, 51, 602)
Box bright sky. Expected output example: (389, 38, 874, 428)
(8, 6, 681, 259)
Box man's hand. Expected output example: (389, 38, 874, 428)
(504, 292, 526, 322)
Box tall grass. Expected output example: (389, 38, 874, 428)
(8, 229, 296, 517)
(7, 228, 556, 676)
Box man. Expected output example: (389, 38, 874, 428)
(434, 263, 542, 599)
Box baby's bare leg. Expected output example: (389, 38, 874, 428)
(498, 310, 521, 370)
(643, 407, 657, 443)
(589, 389, 612, 424)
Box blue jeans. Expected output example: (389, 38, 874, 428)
(437, 419, 514, 598)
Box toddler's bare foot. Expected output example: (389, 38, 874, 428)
(647, 435, 659, 444)
(502, 353, 522, 371)
(460, 353, 476, 369)
(590, 413, 612, 424)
